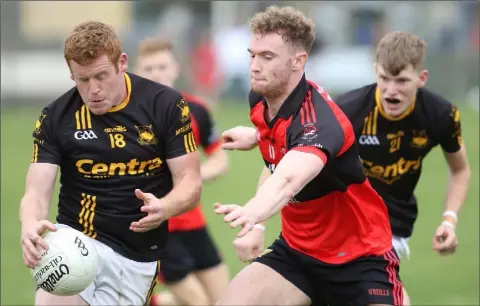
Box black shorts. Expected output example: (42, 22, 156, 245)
(158, 227, 222, 284)
(254, 237, 403, 306)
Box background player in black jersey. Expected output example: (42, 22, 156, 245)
(134, 38, 230, 306)
(335, 31, 471, 305)
(19, 21, 202, 306)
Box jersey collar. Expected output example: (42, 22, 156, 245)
(263, 74, 309, 119)
(109, 73, 132, 113)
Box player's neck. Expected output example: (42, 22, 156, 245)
(265, 72, 304, 118)
(114, 74, 128, 107)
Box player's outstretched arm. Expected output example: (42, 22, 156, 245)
(215, 151, 324, 237)
(245, 150, 324, 223)
(162, 152, 202, 218)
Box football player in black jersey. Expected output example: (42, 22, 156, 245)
(19, 21, 202, 306)
(134, 38, 230, 306)
(335, 31, 471, 305)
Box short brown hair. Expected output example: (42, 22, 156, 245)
(376, 31, 427, 75)
(64, 21, 122, 68)
(249, 5, 316, 53)
(136, 37, 173, 57)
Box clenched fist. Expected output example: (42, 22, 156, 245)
(233, 226, 265, 262)
(221, 126, 258, 151)
(432, 222, 458, 256)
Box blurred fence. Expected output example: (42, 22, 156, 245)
(1, 1, 478, 108)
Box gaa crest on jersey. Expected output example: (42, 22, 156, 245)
(176, 99, 190, 123)
(301, 123, 318, 141)
(35, 113, 47, 135)
(410, 130, 428, 149)
(134, 124, 158, 145)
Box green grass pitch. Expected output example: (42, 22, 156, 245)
(1, 101, 478, 305)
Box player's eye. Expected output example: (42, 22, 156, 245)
(78, 78, 89, 83)
(144, 66, 153, 72)
(96, 73, 107, 80)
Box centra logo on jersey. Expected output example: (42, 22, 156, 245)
(76, 157, 163, 179)
(74, 130, 98, 140)
(359, 135, 380, 146)
(134, 125, 158, 145)
(361, 156, 422, 184)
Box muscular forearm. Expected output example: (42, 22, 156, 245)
(162, 177, 202, 218)
(443, 167, 470, 222)
(245, 174, 295, 224)
(256, 167, 272, 226)
(19, 193, 50, 224)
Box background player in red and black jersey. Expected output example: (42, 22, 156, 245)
(20, 22, 202, 306)
(335, 31, 471, 305)
(134, 38, 230, 306)
(215, 6, 404, 306)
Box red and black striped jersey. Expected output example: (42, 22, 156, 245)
(249, 75, 392, 264)
(168, 93, 221, 232)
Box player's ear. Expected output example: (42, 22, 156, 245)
(118, 53, 128, 73)
(70, 73, 74, 81)
(373, 62, 378, 75)
(293, 52, 307, 71)
(418, 69, 428, 88)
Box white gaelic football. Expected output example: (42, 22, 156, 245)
(30, 227, 98, 296)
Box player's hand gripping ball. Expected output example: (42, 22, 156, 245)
(30, 227, 98, 296)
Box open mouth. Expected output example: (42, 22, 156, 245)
(385, 98, 401, 105)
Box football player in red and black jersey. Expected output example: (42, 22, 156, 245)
(215, 6, 403, 306)
(334, 31, 471, 305)
(134, 38, 230, 306)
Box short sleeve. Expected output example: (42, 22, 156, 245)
(193, 104, 221, 156)
(438, 104, 462, 153)
(160, 93, 197, 159)
(287, 92, 355, 165)
(31, 107, 62, 164)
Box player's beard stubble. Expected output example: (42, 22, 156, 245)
(251, 59, 292, 100)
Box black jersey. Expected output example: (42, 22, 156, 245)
(336, 83, 462, 237)
(31, 73, 197, 262)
